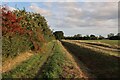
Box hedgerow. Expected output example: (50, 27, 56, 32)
(2, 6, 54, 59)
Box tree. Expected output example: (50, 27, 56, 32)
(109, 33, 120, 40)
(73, 34, 82, 40)
(98, 35, 104, 40)
(107, 33, 114, 38)
(83, 35, 90, 40)
(90, 34, 97, 40)
(53, 31, 64, 40)
(2, 7, 25, 36)
(74, 34, 82, 37)
(117, 33, 120, 36)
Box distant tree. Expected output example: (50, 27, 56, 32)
(98, 35, 104, 40)
(73, 34, 82, 40)
(83, 35, 90, 40)
(107, 33, 114, 38)
(86, 35, 90, 40)
(109, 33, 120, 40)
(117, 33, 120, 36)
(53, 31, 64, 40)
(74, 34, 82, 37)
(90, 34, 97, 40)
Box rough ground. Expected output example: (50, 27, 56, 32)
(2, 51, 33, 73)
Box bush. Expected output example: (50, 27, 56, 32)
(2, 34, 33, 58)
(2, 6, 54, 59)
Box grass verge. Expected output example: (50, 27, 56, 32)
(2, 41, 55, 78)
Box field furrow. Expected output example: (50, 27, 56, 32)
(65, 40, 120, 57)
(75, 41, 120, 52)
(61, 40, 120, 78)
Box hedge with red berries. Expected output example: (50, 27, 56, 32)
(2, 7, 54, 59)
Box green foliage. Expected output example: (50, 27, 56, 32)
(107, 33, 114, 38)
(2, 35, 32, 59)
(2, 7, 54, 59)
(14, 10, 54, 42)
(90, 34, 97, 40)
(53, 31, 64, 40)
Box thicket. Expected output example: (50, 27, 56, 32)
(2, 7, 54, 59)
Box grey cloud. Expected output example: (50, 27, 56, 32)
(53, 2, 118, 28)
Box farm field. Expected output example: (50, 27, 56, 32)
(82, 40, 119, 46)
(61, 40, 120, 78)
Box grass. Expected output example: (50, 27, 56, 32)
(35, 41, 85, 79)
(2, 40, 88, 79)
(62, 40, 120, 78)
(2, 41, 55, 78)
(38, 42, 64, 79)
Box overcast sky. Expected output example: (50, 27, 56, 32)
(2, 0, 119, 37)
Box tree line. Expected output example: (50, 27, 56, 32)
(53, 31, 120, 40)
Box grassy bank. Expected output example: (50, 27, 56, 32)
(2, 41, 55, 78)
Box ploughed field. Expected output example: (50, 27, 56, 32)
(61, 40, 120, 78)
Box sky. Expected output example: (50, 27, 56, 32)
(2, 0, 119, 37)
